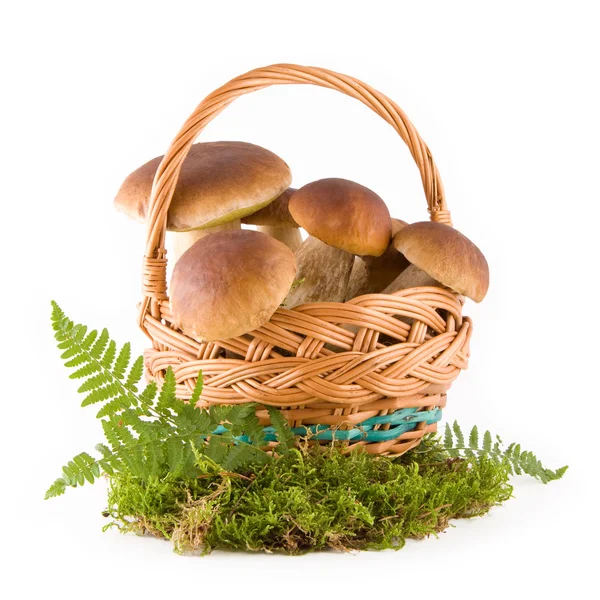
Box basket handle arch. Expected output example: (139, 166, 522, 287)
(139, 63, 450, 330)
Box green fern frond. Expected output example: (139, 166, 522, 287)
(64, 353, 91, 369)
(71, 324, 88, 343)
(81, 329, 98, 350)
(189, 373, 203, 407)
(483, 430, 492, 452)
(125, 355, 144, 390)
(101, 340, 117, 368)
(90, 328, 109, 357)
(98, 457, 117, 476)
(95, 443, 112, 458)
(77, 372, 111, 394)
(452, 421, 465, 447)
(166, 438, 187, 476)
(47, 302, 274, 498)
(267, 406, 295, 455)
(138, 381, 158, 408)
(469, 425, 479, 449)
(44, 478, 67, 500)
(70, 363, 101, 380)
(221, 443, 269, 472)
(157, 368, 177, 413)
(205, 436, 229, 465)
(113, 343, 131, 380)
(101, 419, 122, 450)
(96, 396, 131, 419)
(229, 403, 265, 446)
(444, 422, 453, 449)
(220, 444, 250, 471)
(442, 421, 567, 483)
(45, 451, 105, 499)
(81, 381, 121, 407)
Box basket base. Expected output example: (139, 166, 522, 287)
(215, 402, 445, 456)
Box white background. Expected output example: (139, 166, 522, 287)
(1, 1, 598, 598)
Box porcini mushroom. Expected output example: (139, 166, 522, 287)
(242, 188, 302, 251)
(114, 141, 292, 261)
(344, 218, 410, 300)
(382, 221, 489, 302)
(170, 229, 297, 342)
(284, 178, 392, 307)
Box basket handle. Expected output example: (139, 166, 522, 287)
(139, 64, 450, 330)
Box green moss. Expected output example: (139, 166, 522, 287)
(104, 437, 514, 554)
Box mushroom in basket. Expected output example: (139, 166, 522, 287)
(170, 229, 297, 342)
(284, 178, 392, 307)
(383, 221, 489, 302)
(242, 188, 302, 251)
(114, 141, 291, 261)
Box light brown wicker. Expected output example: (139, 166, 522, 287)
(138, 64, 472, 456)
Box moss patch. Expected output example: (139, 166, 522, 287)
(104, 437, 514, 554)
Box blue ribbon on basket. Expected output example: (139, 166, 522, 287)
(213, 406, 442, 444)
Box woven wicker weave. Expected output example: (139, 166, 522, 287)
(138, 64, 473, 456)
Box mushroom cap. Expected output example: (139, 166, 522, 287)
(288, 178, 392, 256)
(391, 218, 408, 236)
(170, 229, 297, 342)
(392, 221, 489, 302)
(242, 188, 298, 227)
(114, 141, 292, 231)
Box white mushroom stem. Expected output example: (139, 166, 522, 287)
(345, 257, 370, 300)
(257, 225, 303, 252)
(173, 220, 241, 262)
(382, 264, 439, 294)
(283, 237, 354, 308)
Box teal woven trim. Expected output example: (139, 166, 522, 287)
(214, 407, 442, 444)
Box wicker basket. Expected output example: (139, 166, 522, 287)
(138, 64, 473, 456)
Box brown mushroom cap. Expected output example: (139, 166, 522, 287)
(170, 230, 297, 342)
(114, 141, 291, 231)
(288, 178, 392, 256)
(392, 221, 489, 302)
(391, 218, 408, 236)
(242, 188, 298, 227)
